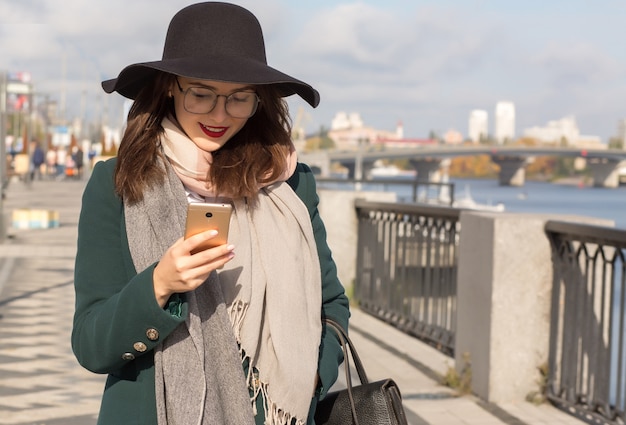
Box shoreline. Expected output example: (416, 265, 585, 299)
(549, 176, 586, 186)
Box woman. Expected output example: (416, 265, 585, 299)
(71, 3, 350, 425)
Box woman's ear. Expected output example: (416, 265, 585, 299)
(167, 79, 176, 98)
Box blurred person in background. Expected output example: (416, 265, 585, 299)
(30, 141, 45, 181)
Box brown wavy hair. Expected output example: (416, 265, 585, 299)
(114, 71, 293, 204)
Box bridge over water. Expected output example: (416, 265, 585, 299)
(300, 145, 626, 188)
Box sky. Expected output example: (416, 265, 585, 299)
(1, 0, 625, 142)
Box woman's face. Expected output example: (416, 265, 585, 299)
(171, 77, 256, 152)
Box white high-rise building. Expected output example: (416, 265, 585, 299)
(494, 101, 515, 144)
(468, 109, 488, 143)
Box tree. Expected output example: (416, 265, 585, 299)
(449, 155, 499, 178)
(304, 137, 320, 152)
(318, 135, 335, 150)
(608, 137, 624, 149)
(516, 137, 539, 147)
(304, 134, 335, 152)
(303, 125, 335, 151)
(526, 156, 555, 179)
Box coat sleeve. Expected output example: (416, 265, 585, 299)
(287, 163, 351, 398)
(71, 159, 187, 375)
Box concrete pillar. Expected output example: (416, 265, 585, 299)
(409, 158, 443, 182)
(298, 151, 331, 176)
(337, 160, 376, 180)
(339, 162, 357, 179)
(586, 158, 624, 188)
(456, 211, 613, 403)
(491, 155, 526, 186)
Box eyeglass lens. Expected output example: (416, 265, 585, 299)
(184, 87, 258, 118)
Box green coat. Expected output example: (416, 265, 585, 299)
(71, 158, 350, 424)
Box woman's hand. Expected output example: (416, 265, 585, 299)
(152, 229, 235, 307)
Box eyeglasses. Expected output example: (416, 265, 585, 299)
(175, 78, 260, 118)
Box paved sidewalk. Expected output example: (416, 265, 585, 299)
(0, 177, 101, 425)
(0, 175, 585, 425)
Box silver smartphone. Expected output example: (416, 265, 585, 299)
(184, 202, 233, 254)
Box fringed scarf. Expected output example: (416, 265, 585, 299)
(124, 125, 321, 425)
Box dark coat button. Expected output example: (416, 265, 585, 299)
(121, 352, 135, 361)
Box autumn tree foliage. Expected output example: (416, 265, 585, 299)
(449, 155, 500, 178)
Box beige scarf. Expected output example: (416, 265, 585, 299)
(126, 123, 321, 424)
(161, 116, 297, 197)
(224, 186, 322, 424)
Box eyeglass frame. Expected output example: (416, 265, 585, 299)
(174, 78, 260, 118)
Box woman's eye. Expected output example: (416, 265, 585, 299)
(231, 93, 253, 102)
(191, 89, 215, 101)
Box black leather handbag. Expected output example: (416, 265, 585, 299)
(314, 319, 408, 425)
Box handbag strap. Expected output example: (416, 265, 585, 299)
(325, 318, 369, 384)
(324, 318, 370, 425)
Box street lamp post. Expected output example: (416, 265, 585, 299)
(355, 136, 366, 191)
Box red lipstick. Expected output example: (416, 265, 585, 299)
(199, 123, 227, 138)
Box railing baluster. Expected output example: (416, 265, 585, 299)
(545, 220, 626, 424)
(354, 200, 460, 356)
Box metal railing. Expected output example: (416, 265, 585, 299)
(545, 220, 626, 425)
(353, 199, 460, 355)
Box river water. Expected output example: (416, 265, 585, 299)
(343, 177, 626, 229)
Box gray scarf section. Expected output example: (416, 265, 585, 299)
(124, 160, 321, 425)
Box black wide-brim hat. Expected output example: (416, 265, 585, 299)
(102, 2, 320, 107)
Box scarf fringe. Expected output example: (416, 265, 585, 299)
(229, 299, 248, 342)
(257, 378, 306, 425)
(235, 302, 306, 425)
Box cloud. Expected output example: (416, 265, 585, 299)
(285, 1, 626, 139)
(287, 2, 511, 133)
(1, 0, 624, 139)
(533, 41, 623, 87)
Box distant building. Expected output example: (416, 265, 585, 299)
(523, 116, 601, 146)
(327, 112, 390, 150)
(494, 101, 515, 144)
(443, 129, 464, 145)
(368, 120, 435, 148)
(371, 136, 437, 149)
(468, 109, 488, 143)
(327, 112, 368, 150)
(330, 111, 364, 131)
(327, 113, 434, 150)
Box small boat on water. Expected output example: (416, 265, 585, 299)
(369, 164, 416, 178)
(453, 185, 505, 212)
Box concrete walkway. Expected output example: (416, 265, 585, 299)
(0, 174, 585, 425)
